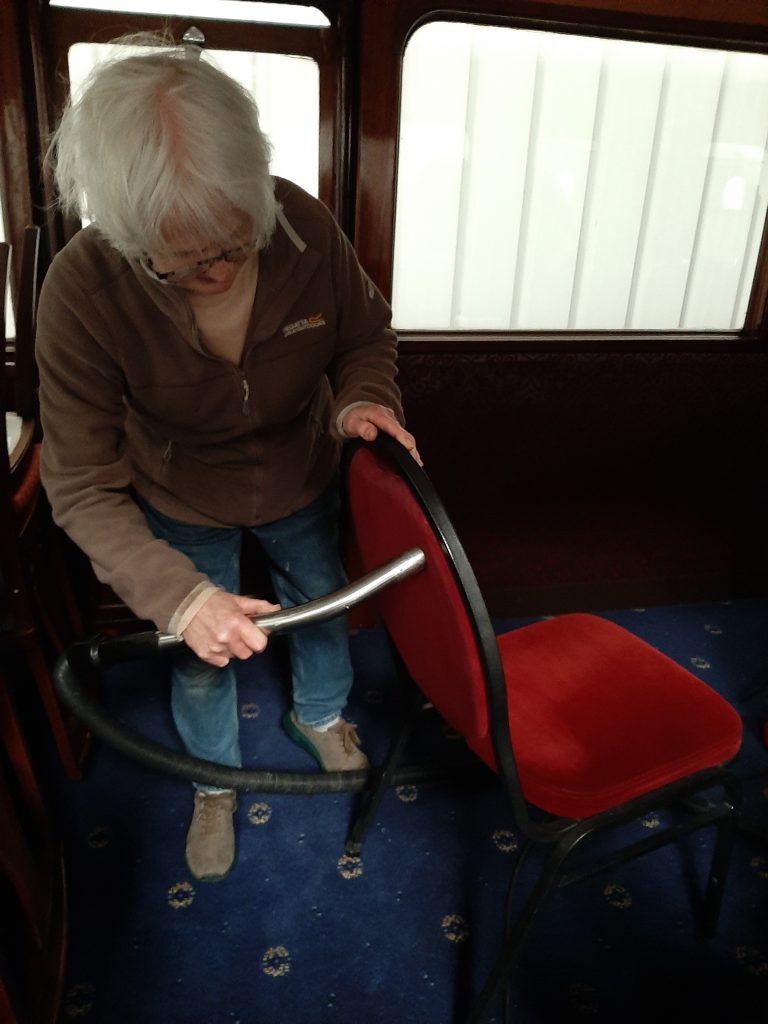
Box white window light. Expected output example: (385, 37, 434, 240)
(392, 22, 768, 332)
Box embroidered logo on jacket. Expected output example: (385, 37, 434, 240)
(283, 313, 327, 337)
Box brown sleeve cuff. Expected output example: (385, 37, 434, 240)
(168, 582, 220, 637)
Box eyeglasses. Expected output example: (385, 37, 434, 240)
(141, 241, 256, 284)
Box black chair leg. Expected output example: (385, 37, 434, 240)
(699, 786, 740, 941)
(345, 686, 424, 855)
(467, 835, 577, 1024)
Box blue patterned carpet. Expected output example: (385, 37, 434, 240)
(53, 599, 768, 1023)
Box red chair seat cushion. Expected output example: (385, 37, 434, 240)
(467, 613, 742, 819)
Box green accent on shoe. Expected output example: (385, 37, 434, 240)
(282, 710, 369, 772)
(282, 709, 323, 766)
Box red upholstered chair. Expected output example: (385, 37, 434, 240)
(345, 435, 742, 1024)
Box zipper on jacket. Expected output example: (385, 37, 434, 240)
(162, 440, 173, 464)
(241, 376, 251, 416)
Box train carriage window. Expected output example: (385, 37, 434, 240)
(67, 42, 320, 198)
(391, 21, 768, 332)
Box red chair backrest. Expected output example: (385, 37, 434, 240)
(347, 442, 493, 744)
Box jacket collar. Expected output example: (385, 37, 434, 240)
(247, 203, 321, 344)
(125, 180, 321, 351)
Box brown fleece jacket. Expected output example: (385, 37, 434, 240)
(37, 178, 403, 632)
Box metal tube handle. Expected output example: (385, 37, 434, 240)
(68, 547, 426, 671)
(161, 545, 424, 646)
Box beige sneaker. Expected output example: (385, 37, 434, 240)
(282, 710, 370, 771)
(185, 790, 237, 882)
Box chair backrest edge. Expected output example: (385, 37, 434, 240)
(350, 435, 535, 827)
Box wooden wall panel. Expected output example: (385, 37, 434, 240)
(0, 3, 37, 301)
(397, 347, 768, 610)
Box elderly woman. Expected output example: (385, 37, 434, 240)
(37, 41, 419, 882)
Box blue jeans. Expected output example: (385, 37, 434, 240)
(139, 482, 354, 769)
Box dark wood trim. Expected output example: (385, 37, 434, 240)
(0, 3, 37, 299)
(45, 8, 331, 55)
(317, 21, 341, 218)
(392, 1, 768, 46)
(397, 330, 768, 355)
(29, 0, 67, 258)
(354, 2, 401, 297)
(333, 0, 360, 236)
(746, 199, 768, 341)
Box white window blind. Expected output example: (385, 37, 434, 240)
(392, 22, 768, 332)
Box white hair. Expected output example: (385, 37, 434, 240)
(48, 36, 278, 259)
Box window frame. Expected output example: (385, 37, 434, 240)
(354, 0, 768, 352)
(0, 2, 38, 317)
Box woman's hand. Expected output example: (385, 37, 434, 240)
(342, 403, 423, 465)
(182, 590, 281, 667)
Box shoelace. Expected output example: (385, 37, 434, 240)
(337, 721, 362, 755)
(196, 795, 231, 836)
